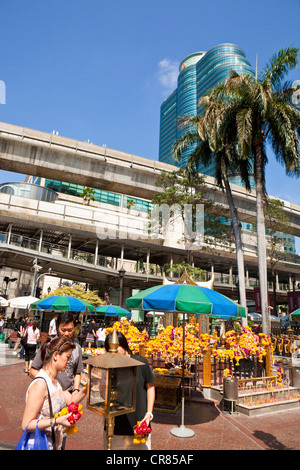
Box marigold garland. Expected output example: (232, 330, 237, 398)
(83, 319, 273, 370)
(106, 320, 148, 354)
(212, 325, 273, 365)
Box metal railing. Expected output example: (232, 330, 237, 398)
(0, 231, 164, 277)
(0, 230, 294, 291)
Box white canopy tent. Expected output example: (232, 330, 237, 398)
(0, 297, 9, 307)
(8, 296, 39, 309)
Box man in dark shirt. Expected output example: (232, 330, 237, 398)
(29, 312, 83, 393)
(103, 331, 155, 450)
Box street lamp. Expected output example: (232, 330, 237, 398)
(118, 267, 126, 307)
(31, 265, 56, 297)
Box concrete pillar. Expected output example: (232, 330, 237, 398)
(120, 244, 124, 269)
(246, 267, 249, 288)
(211, 260, 214, 277)
(229, 263, 233, 285)
(7, 224, 12, 244)
(38, 230, 43, 252)
(67, 235, 72, 259)
(170, 253, 173, 278)
(276, 271, 279, 291)
(289, 273, 293, 290)
(146, 248, 150, 275)
(94, 239, 99, 266)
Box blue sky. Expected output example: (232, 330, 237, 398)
(0, 0, 299, 248)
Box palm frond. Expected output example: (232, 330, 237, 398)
(172, 131, 200, 163)
(262, 47, 299, 88)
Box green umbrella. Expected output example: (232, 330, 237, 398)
(291, 308, 300, 321)
(127, 284, 245, 317)
(31, 295, 95, 311)
(95, 305, 132, 317)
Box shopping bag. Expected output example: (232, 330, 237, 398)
(20, 334, 27, 347)
(15, 420, 50, 450)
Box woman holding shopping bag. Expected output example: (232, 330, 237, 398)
(20, 336, 86, 450)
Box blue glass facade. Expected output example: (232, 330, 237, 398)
(158, 44, 295, 252)
(159, 90, 177, 167)
(159, 44, 254, 170)
(41, 178, 153, 213)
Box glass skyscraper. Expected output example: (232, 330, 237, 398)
(158, 43, 295, 252)
(159, 43, 254, 171)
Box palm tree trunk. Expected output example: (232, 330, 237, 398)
(254, 144, 270, 335)
(223, 176, 247, 325)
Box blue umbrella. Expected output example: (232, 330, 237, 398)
(127, 282, 245, 439)
(31, 295, 94, 311)
(126, 284, 245, 318)
(95, 304, 132, 317)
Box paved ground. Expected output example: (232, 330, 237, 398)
(1, 342, 300, 452)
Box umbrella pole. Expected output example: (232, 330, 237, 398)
(170, 312, 194, 438)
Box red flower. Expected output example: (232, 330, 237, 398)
(134, 421, 151, 435)
(68, 402, 79, 413)
(67, 402, 83, 425)
(74, 412, 82, 422)
(68, 415, 76, 425)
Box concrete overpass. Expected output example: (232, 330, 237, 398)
(0, 121, 300, 235)
(0, 190, 298, 307)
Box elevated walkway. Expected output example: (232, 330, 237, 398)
(1, 121, 300, 233)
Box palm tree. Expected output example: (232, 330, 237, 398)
(181, 47, 300, 334)
(173, 124, 251, 319)
(81, 186, 96, 205)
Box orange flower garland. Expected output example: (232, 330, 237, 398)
(144, 325, 205, 361)
(106, 320, 148, 354)
(86, 318, 273, 372)
(212, 325, 273, 365)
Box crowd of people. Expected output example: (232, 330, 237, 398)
(4, 312, 155, 451)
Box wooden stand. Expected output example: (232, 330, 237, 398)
(154, 375, 182, 413)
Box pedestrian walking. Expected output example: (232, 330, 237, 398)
(48, 314, 58, 339)
(18, 315, 30, 359)
(12, 316, 23, 355)
(96, 323, 106, 348)
(24, 319, 40, 374)
(86, 318, 96, 348)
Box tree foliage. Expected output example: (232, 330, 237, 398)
(152, 167, 233, 255)
(42, 284, 104, 308)
(81, 187, 96, 205)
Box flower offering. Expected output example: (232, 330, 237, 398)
(133, 420, 151, 445)
(54, 402, 83, 435)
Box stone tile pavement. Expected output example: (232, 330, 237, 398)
(0, 342, 300, 452)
